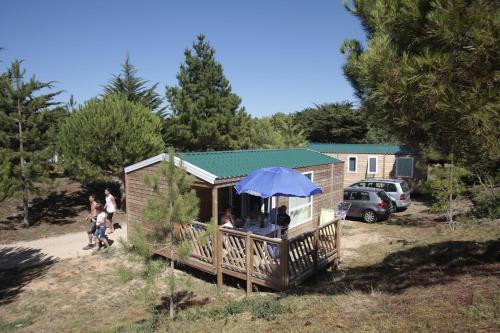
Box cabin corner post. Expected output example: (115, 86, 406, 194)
(216, 227, 223, 289)
(211, 187, 218, 223)
(334, 219, 342, 266)
(245, 232, 254, 295)
(280, 238, 289, 290)
(125, 173, 130, 240)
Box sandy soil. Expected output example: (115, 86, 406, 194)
(341, 224, 385, 259)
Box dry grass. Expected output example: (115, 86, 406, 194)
(0, 199, 498, 332)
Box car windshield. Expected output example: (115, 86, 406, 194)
(377, 191, 391, 202)
(401, 181, 410, 192)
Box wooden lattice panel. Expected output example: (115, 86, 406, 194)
(221, 231, 247, 273)
(318, 222, 336, 261)
(179, 223, 213, 264)
(287, 233, 315, 280)
(252, 238, 281, 281)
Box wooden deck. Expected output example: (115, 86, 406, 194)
(155, 218, 343, 293)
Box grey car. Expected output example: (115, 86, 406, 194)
(349, 179, 411, 211)
(343, 187, 393, 223)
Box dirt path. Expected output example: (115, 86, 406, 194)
(0, 224, 127, 269)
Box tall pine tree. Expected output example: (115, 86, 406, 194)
(0, 60, 62, 226)
(294, 102, 367, 143)
(341, 0, 499, 178)
(165, 34, 250, 151)
(103, 55, 164, 115)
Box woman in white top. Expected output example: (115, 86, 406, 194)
(104, 188, 117, 233)
(220, 206, 235, 228)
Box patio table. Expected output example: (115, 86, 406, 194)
(238, 222, 282, 238)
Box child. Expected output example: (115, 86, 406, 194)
(93, 204, 110, 252)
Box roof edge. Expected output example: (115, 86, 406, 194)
(124, 153, 218, 184)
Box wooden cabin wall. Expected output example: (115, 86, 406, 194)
(125, 162, 213, 233)
(280, 162, 344, 237)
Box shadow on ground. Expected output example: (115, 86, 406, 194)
(155, 290, 211, 312)
(296, 239, 500, 295)
(0, 190, 86, 231)
(0, 247, 58, 305)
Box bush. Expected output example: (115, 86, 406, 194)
(472, 192, 500, 219)
(181, 296, 292, 322)
(116, 264, 134, 284)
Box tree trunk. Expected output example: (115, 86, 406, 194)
(17, 97, 29, 227)
(447, 157, 454, 229)
(169, 233, 175, 319)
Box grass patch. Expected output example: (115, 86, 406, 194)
(461, 290, 500, 324)
(0, 305, 45, 332)
(180, 296, 292, 322)
(116, 264, 134, 284)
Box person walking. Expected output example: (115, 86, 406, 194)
(83, 194, 98, 250)
(93, 204, 110, 252)
(104, 188, 116, 233)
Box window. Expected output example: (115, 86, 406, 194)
(360, 192, 370, 201)
(384, 183, 397, 192)
(348, 191, 369, 201)
(347, 156, 357, 173)
(400, 181, 410, 192)
(368, 156, 378, 174)
(396, 157, 414, 178)
(289, 172, 313, 228)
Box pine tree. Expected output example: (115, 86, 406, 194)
(294, 102, 367, 143)
(0, 150, 13, 202)
(0, 60, 61, 226)
(341, 0, 499, 178)
(165, 34, 250, 151)
(58, 95, 164, 201)
(123, 147, 201, 319)
(248, 117, 285, 149)
(103, 55, 165, 115)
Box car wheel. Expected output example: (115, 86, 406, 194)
(362, 209, 377, 223)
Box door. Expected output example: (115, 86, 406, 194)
(345, 190, 362, 217)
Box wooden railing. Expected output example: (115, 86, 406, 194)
(155, 218, 342, 293)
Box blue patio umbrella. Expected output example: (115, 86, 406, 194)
(234, 167, 322, 198)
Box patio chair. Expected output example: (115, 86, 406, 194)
(335, 202, 351, 221)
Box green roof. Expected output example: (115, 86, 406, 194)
(179, 148, 342, 179)
(308, 143, 415, 155)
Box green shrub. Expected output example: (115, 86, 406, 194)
(248, 297, 290, 320)
(116, 264, 134, 284)
(472, 192, 500, 219)
(181, 296, 291, 322)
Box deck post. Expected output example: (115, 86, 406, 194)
(216, 227, 223, 289)
(211, 187, 218, 223)
(313, 226, 320, 274)
(334, 219, 342, 266)
(246, 232, 253, 295)
(279, 238, 289, 290)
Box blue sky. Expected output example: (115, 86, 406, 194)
(0, 0, 365, 117)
